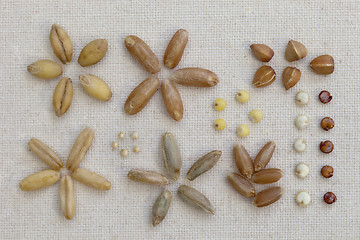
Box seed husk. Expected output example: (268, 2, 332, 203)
(161, 79, 184, 121)
(251, 168, 284, 184)
(79, 74, 112, 101)
(53, 77, 73, 117)
(27, 60, 63, 79)
(233, 144, 254, 179)
(124, 35, 161, 74)
(310, 55, 334, 75)
(285, 40, 307, 62)
(169, 68, 219, 87)
(60, 175, 75, 220)
(161, 132, 182, 181)
(78, 39, 108, 67)
(177, 185, 215, 214)
(127, 169, 169, 185)
(72, 168, 111, 190)
(250, 44, 274, 62)
(227, 172, 256, 198)
(253, 141, 276, 172)
(187, 150, 222, 181)
(164, 29, 188, 69)
(252, 66, 276, 88)
(152, 190, 172, 227)
(66, 128, 94, 171)
(19, 169, 60, 191)
(282, 67, 301, 90)
(253, 186, 284, 207)
(50, 24, 73, 64)
(28, 138, 63, 170)
(124, 75, 160, 115)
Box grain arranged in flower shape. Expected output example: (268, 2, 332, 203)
(19, 127, 111, 220)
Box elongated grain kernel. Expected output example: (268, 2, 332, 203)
(53, 77, 73, 117)
(152, 190, 172, 227)
(251, 168, 284, 184)
(128, 169, 169, 185)
(310, 55, 335, 75)
(78, 39, 108, 67)
(169, 68, 219, 87)
(50, 24, 73, 64)
(282, 67, 301, 90)
(66, 128, 94, 171)
(178, 185, 215, 214)
(72, 168, 111, 190)
(19, 170, 60, 191)
(253, 141, 276, 172)
(253, 66, 276, 88)
(124, 75, 160, 115)
(253, 186, 284, 207)
(250, 44, 274, 62)
(227, 172, 256, 198)
(27, 60, 63, 79)
(233, 144, 254, 179)
(161, 132, 182, 181)
(28, 138, 63, 170)
(285, 40, 307, 62)
(161, 79, 184, 121)
(124, 35, 161, 74)
(79, 74, 112, 101)
(60, 176, 75, 220)
(187, 150, 222, 181)
(164, 29, 188, 69)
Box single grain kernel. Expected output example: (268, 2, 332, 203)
(161, 79, 184, 121)
(295, 114, 310, 130)
(253, 186, 284, 207)
(310, 55, 334, 75)
(78, 39, 108, 67)
(177, 185, 215, 214)
(19, 170, 60, 191)
(295, 91, 309, 106)
(28, 138, 63, 170)
(118, 132, 125, 139)
(50, 24, 73, 64)
(227, 172, 256, 198)
(236, 90, 250, 103)
(131, 131, 139, 140)
(161, 132, 182, 181)
(321, 117, 335, 131)
(251, 168, 284, 184)
(253, 66, 276, 88)
(321, 165, 334, 178)
(128, 169, 169, 185)
(295, 163, 310, 179)
(320, 141, 334, 154)
(237, 124, 249, 137)
(294, 138, 307, 152)
(112, 141, 119, 149)
(296, 191, 311, 207)
(27, 60, 63, 80)
(72, 168, 111, 190)
(319, 90, 332, 104)
(53, 77, 73, 117)
(282, 67, 301, 90)
(120, 149, 129, 157)
(60, 176, 75, 220)
(233, 144, 254, 179)
(253, 141, 276, 172)
(250, 44, 274, 62)
(214, 119, 226, 131)
(133, 146, 140, 153)
(79, 74, 112, 101)
(285, 40, 307, 62)
(324, 192, 337, 204)
(249, 109, 262, 123)
(152, 190, 172, 227)
(187, 150, 222, 181)
(214, 99, 227, 111)
(164, 29, 188, 69)
(169, 68, 219, 87)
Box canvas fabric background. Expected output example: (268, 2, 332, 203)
(0, 0, 359, 239)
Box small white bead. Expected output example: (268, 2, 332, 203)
(295, 114, 310, 129)
(295, 91, 309, 106)
(133, 146, 140, 153)
(294, 138, 307, 152)
(295, 163, 310, 179)
(120, 149, 129, 157)
(131, 131, 139, 140)
(296, 191, 311, 207)
(118, 132, 125, 140)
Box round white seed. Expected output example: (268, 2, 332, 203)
(118, 132, 125, 140)
(295, 114, 310, 129)
(112, 141, 119, 149)
(294, 138, 307, 152)
(295, 91, 309, 106)
(296, 191, 311, 207)
(133, 146, 140, 153)
(120, 149, 129, 157)
(131, 131, 139, 140)
(295, 163, 310, 179)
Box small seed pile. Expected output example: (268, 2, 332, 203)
(228, 142, 284, 207)
(27, 24, 112, 117)
(19, 128, 111, 220)
(127, 132, 221, 226)
(111, 131, 140, 157)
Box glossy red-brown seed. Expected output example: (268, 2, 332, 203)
(321, 117, 335, 131)
(324, 192, 337, 204)
(319, 91, 332, 104)
(320, 141, 334, 154)
(321, 165, 334, 178)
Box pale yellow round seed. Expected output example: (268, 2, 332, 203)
(131, 131, 139, 140)
(118, 132, 125, 140)
(133, 146, 140, 153)
(249, 109, 263, 123)
(214, 119, 226, 131)
(236, 90, 250, 103)
(214, 98, 227, 111)
(237, 124, 250, 137)
(120, 149, 129, 157)
(112, 141, 119, 149)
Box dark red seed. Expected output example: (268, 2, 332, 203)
(320, 141, 334, 153)
(321, 165, 334, 178)
(324, 192, 337, 204)
(319, 91, 332, 104)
